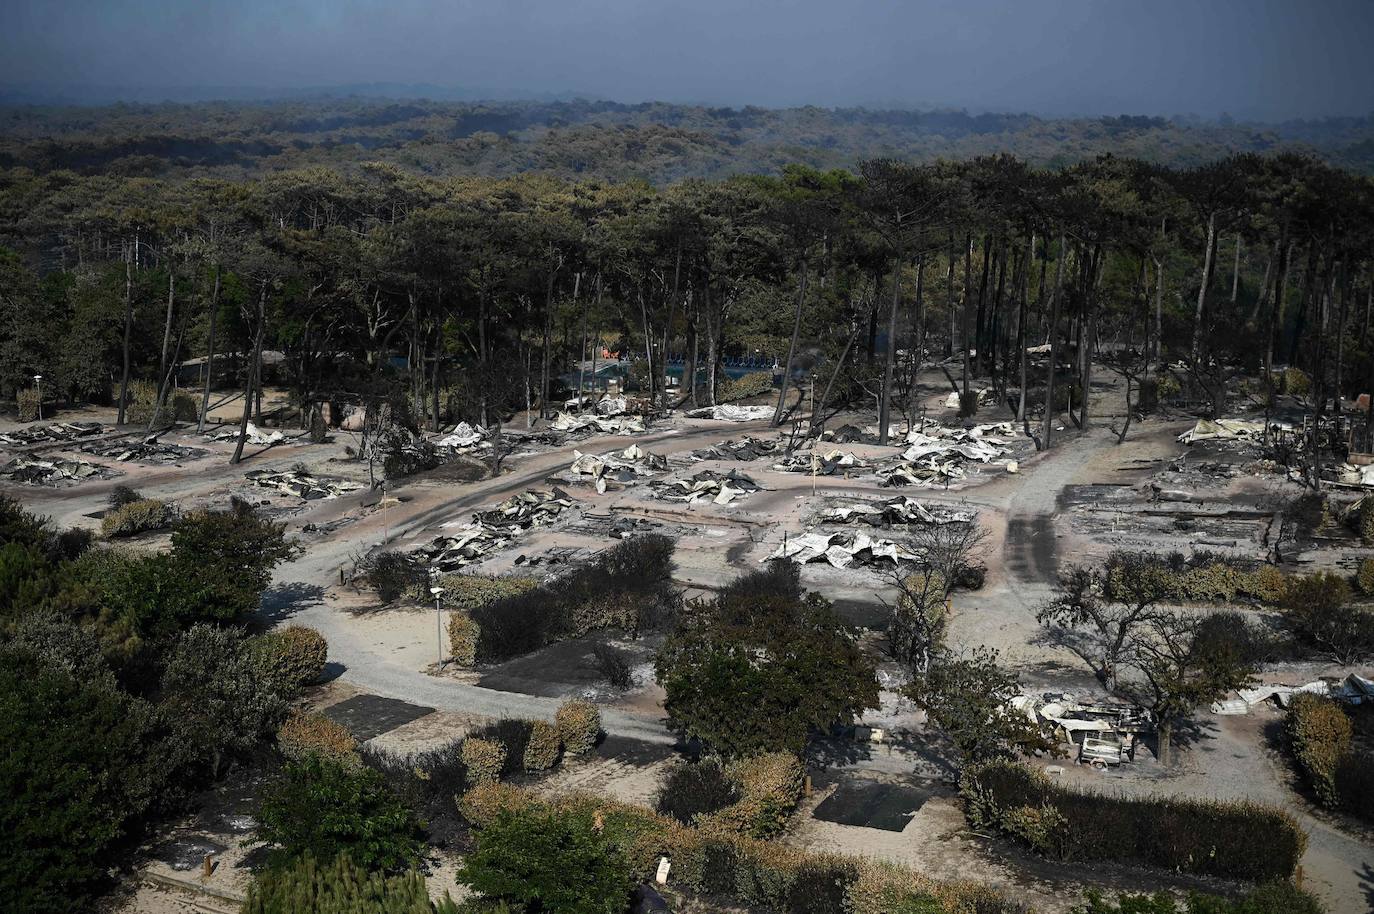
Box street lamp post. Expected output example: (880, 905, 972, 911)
(431, 584, 445, 670)
(32, 375, 42, 421)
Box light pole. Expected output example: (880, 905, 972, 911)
(32, 375, 42, 421)
(430, 583, 445, 670)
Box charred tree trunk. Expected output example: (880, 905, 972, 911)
(231, 281, 267, 465)
(879, 253, 902, 444)
(198, 264, 221, 433)
(1191, 211, 1217, 367)
(775, 256, 809, 425)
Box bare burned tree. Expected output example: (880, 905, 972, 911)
(883, 520, 989, 674)
(1037, 558, 1168, 690)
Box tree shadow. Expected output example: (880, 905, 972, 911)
(257, 581, 325, 626)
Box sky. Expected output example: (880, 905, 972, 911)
(3, 0, 1373, 121)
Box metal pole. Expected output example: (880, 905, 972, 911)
(435, 592, 443, 669)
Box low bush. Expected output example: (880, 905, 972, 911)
(252, 626, 328, 691)
(1334, 751, 1374, 823)
(361, 738, 470, 849)
(961, 761, 1305, 881)
(702, 752, 805, 838)
(556, 699, 601, 755)
(657, 757, 740, 825)
(256, 755, 426, 873)
(460, 737, 507, 786)
(1347, 495, 1374, 544)
(471, 720, 533, 779)
(457, 783, 1015, 914)
(242, 852, 456, 914)
(591, 643, 633, 690)
(718, 371, 775, 403)
(358, 550, 424, 603)
(1286, 693, 1352, 807)
(107, 484, 143, 510)
(277, 709, 358, 764)
(523, 720, 561, 772)
(100, 498, 171, 537)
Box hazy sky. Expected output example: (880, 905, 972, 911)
(4, 0, 1373, 120)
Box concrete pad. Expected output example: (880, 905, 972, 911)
(811, 778, 931, 831)
(322, 694, 435, 741)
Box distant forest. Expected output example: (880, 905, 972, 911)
(3, 96, 1374, 182)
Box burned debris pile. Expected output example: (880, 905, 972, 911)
(767, 531, 920, 568)
(772, 449, 870, 475)
(205, 422, 287, 448)
(567, 444, 669, 493)
(80, 436, 207, 464)
(685, 404, 774, 422)
(413, 489, 575, 571)
(689, 436, 781, 461)
(244, 469, 364, 500)
(880, 421, 1018, 487)
(649, 469, 762, 505)
(0, 421, 105, 447)
(819, 497, 975, 527)
(0, 455, 115, 485)
(549, 412, 647, 436)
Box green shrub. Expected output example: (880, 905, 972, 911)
(555, 699, 601, 755)
(1334, 751, 1374, 824)
(252, 626, 328, 691)
(256, 755, 426, 873)
(1282, 367, 1310, 396)
(471, 719, 535, 779)
(359, 550, 423, 603)
(469, 535, 677, 663)
(458, 807, 636, 914)
(1281, 572, 1373, 663)
(1357, 557, 1374, 595)
(700, 752, 805, 838)
(16, 388, 40, 422)
(1103, 551, 1291, 606)
(1286, 694, 1352, 807)
(242, 852, 451, 914)
(277, 710, 358, 764)
(961, 762, 1305, 881)
(719, 371, 774, 403)
(100, 498, 171, 537)
(523, 720, 562, 772)
(124, 382, 198, 425)
(657, 757, 740, 826)
(461, 737, 507, 785)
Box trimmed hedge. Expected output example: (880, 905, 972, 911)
(446, 612, 480, 667)
(524, 720, 562, 772)
(1286, 695, 1374, 824)
(701, 753, 805, 838)
(252, 626, 328, 691)
(719, 371, 775, 403)
(1286, 693, 1352, 807)
(457, 783, 1014, 914)
(425, 572, 539, 612)
(16, 388, 40, 423)
(100, 498, 171, 537)
(467, 535, 677, 663)
(460, 737, 507, 785)
(1104, 551, 1288, 605)
(242, 852, 455, 914)
(278, 710, 358, 764)
(556, 699, 601, 755)
(962, 762, 1305, 882)
(1357, 557, 1374, 595)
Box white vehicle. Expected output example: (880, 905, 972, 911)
(1079, 732, 1126, 769)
